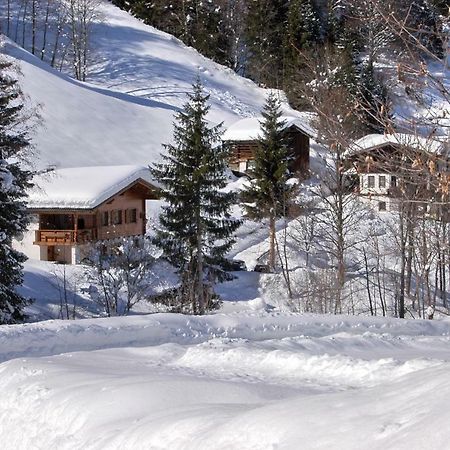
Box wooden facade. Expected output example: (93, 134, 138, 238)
(32, 180, 158, 264)
(226, 127, 310, 177)
(345, 140, 449, 214)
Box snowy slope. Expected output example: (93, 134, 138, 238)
(1, 312, 450, 449)
(1, 0, 301, 170)
(4, 39, 177, 170)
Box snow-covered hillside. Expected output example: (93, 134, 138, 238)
(1, 1, 301, 170)
(1, 312, 450, 449)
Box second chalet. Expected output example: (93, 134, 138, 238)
(222, 115, 315, 177)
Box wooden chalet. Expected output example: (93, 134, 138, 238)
(24, 165, 159, 264)
(345, 133, 448, 212)
(222, 116, 315, 177)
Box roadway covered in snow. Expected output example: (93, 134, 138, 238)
(0, 312, 449, 449)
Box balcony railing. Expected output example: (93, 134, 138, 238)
(34, 229, 96, 245)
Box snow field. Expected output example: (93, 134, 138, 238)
(0, 313, 449, 449)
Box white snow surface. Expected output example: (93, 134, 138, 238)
(222, 114, 316, 142)
(28, 165, 158, 210)
(1, 311, 450, 449)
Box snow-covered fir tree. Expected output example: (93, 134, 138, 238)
(151, 79, 241, 315)
(0, 51, 33, 324)
(241, 93, 295, 272)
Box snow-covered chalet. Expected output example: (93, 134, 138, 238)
(222, 116, 315, 177)
(345, 133, 449, 212)
(19, 165, 160, 264)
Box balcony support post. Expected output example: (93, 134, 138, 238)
(74, 213, 78, 244)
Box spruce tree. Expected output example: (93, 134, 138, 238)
(245, 0, 288, 87)
(0, 54, 33, 324)
(241, 93, 295, 272)
(151, 79, 241, 315)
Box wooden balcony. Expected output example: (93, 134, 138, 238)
(34, 229, 97, 245)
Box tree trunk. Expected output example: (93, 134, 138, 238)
(398, 208, 407, 318)
(196, 209, 205, 315)
(269, 214, 276, 272)
(363, 248, 374, 316)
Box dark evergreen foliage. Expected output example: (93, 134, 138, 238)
(151, 79, 241, 314)
(0, 55, 33, 324)
(244, 0, 288, 87)
(358, 63, 391, 133)
(409, 0, 445, 57)
(241, 93, 294, 220)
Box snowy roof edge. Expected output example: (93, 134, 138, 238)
(222, 116, 316, 142)
(27, 166, 160, 211)
(346, 133, 447, 157)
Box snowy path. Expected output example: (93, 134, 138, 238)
(1, 313, 450, 449)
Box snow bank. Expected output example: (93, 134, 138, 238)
(1, 312, 449, 364)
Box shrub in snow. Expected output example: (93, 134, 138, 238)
(85, 236, 156, 316)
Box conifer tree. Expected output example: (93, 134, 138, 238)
(284, 0, 322, 108)
(285, 0, 321, 52)
(241, 93, 295, 272)
(0, 53, 33, 324)
(151, 79, 241, 315)
(245, 0, 288, 87)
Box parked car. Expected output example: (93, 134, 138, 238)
(253, 264, 270, 273)
(221, 259, 247, 271)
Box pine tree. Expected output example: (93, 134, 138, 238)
(0, 53, 33, 324)
(409, 0, 444, 57)
(241, 93, 295, 272)
(151, 79, 241, 315)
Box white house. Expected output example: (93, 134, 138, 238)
(345, 133, 448, 212)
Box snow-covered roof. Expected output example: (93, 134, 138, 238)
(347, 133, 447, 157)
(222, 115, 316, 142)
(28, 165, 159, 210)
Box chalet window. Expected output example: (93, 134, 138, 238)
(126, 208, 137, 223)
(102, 211, 109, 226)
(391, 176, 397, 187)
(246, 159, 256, 170)
(111, 210, 122, 225)
(368, 175, 375, 188)
(379, 175, 386, 188)
(379, 201, 387, 211)
(124, 209, 135, 224)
